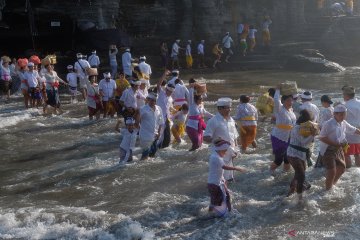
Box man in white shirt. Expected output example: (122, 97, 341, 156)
(122, 48, 134, 78)
(185, 40, 193, 69)
(99, 72, 117, 118)
(173, 78, 189, 110)
(74, 53, 90, 101)
(204, 98, 239, 181)
(88, 50, 100, 69)
(222, 32, 234, 63)
(319, 104, 360, 190)
(138, 56, 152, 80)
(299, 91, 320, 122)
(139, 92, 164, 160)
(197, 40, 206, 68)
(342, 86, 360, 167)
(171, 39, 182, 70)
(157, 72, 174, 148)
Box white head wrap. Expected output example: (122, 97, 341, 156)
(217, 97, 232, 107)
(334, 104, 347, 113)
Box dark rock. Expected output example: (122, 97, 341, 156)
(285, 54, 345, 72)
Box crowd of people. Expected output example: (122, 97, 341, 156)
(1, 28, 359, 218)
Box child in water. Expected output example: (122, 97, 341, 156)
(115, 117, 138, 163)
(171, 103, 189, 144)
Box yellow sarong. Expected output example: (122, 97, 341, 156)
(276, 124, 293, 131)
(262, 30, 271, 46)
(171, 121, 185, 141)
(249, 38, 256, 51)
(186, 55, 193, 68)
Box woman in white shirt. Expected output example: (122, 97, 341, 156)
(287, 110, 319, 200)
(233, 95, 258, 152)
(270, 89, 296, 174)
(186, 81, 213, 151)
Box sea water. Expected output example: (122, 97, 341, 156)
(0, 68, 359, 239)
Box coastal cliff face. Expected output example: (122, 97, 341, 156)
(40, 0, 306, 42)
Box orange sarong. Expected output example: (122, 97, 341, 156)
(240, 125, 257, 149)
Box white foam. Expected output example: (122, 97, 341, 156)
(0, 109, 40, 129)
(0, 207, 154, 240)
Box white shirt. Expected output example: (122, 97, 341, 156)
(208, 152, 225, 185)
(271, 90, 297, 142)
(233, 103, 258, 126)
(138, 61, 152, 76)
(24, 71, 40, 88)
(120, 87, 138, 109)
(88, 54, 100, 67)
(197, 43, 204, 55)
(120, 128, 138, 151)
(0, 63, 11, 81)
(249, 29, 257, 39)
(186, 88, 213, 130)
(171, 111, 187, 124)
(171, 42, 180, 57)
(186, 44, 192, 56)
(139, 104, 164, 142)
(204, 113, 239, 147)
(272, 106, 296, 142)
(345, 98, 360, 143)
(319, 106, 334, 128)
(287, 125, 315, 161)
(74, 59, 90, 79)
(300, 101, 320, 123)
(122, 52, 133, 76)
(319, 118, 357, 155)
(157, 88, 173, 120)
(98, 79, 117, 101)
(167, 76, 178, 87)
(86, 81, 99, 109)
(44, 71, 63, 90)
(173, 84, 189, 106)
(136, 88, 148, 108)
(237, 23, 244, 34)
(262, 19, 272, 30)
(66, 72, 78, 87)
(222, 35, 233, 49)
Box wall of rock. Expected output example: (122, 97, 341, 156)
(37, 0, 306, 42)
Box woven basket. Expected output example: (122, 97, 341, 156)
(280, 81, 297, 96)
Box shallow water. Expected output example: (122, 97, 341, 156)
(1, 68, 360, 239)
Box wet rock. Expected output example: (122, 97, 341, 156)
(285, 54, 346, 72)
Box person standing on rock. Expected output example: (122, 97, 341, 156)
(212, 43, 223, 69)
(262, 16, 272, 52)
(171, 39, 182, 70)
(138, 56, 152, 82)
(248, 25, 258, 53)
(222, 32, 234, 63)
(122, 48, 135, 79)
(160, 42, 169, 69)
(109, 45, 118, 79)
(197, 40, 206, 68)
(74, 53, 90, 101)
(185, 40, 193, 69)
(88, 50, 100, 69)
